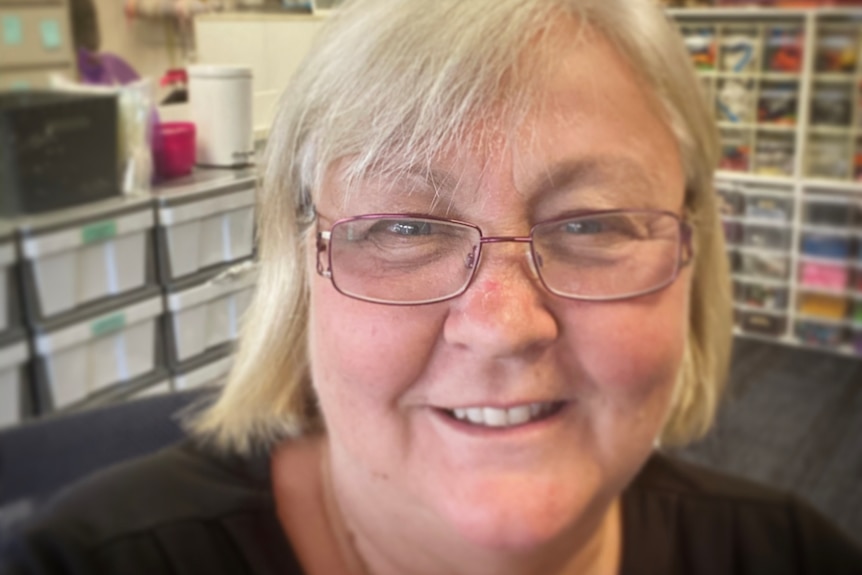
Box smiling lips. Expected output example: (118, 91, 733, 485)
(445, 402, 564, 428)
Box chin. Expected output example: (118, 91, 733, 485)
(436, 471, 603, 552)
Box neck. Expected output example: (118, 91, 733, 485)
(321, 440, 622, 575)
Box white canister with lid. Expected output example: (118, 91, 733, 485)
(188, 65, 255, 167)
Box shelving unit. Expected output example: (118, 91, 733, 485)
(0, 0, 76, 91)
(670, 8, 862, 359)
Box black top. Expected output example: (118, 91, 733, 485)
(1, 441, 861, 575)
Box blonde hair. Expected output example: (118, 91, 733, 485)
(192, 0, 732, 453)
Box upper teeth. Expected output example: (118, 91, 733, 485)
(451, 403, 555, 427)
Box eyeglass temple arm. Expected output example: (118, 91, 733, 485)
(316, 231, 332, 278)
(680, 223, 694, 267)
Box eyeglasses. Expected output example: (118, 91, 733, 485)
(316, 209, 693, 305)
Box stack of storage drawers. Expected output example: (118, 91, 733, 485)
(153, 175, 256, 393)
(720, 176, 862, 355)
(0, 169, 258, 430)
(0, 0, 75, 91)
(672, 9, 862, 358)
(0, 221, 29, 430)
(721, 180, 795, 337)
(18, 195, 166, 414)
(795, 190, 862, 353)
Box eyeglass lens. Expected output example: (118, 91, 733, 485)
(324, 211, 684, 304)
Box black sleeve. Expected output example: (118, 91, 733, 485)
(0, 443, 302, 575)
(1, 525, 96, 575)
(790, 496, 862, 575)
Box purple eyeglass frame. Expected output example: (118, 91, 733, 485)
(316, 209, 694, 306)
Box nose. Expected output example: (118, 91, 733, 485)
(443, 241, 559, 359)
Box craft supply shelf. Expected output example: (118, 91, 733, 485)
(671, 8, 862, 359)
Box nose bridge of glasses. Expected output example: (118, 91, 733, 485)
(468, 235, 540, 281)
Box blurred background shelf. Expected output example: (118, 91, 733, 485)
(672, 8, 862, 359)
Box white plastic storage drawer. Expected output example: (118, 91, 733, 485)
(126, 380, 173, 399)
(18, 198, 156, 322)
(0, 339, 30, 429)
(155, 179, 255, 282)
(0, 234, 18, 336)
(165, 262, 257, 367)
(173, 354, 234, 391)
(33, 294, 164, 411)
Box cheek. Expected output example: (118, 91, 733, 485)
(561, 276, 689, 412)
(309, 277, 443, 417)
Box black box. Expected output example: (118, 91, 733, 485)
(0, 91, 120, 215)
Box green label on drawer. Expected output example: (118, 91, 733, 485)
(39, 19, 62, 50)
(81, 220, 117, 244)
(2, 16, 23, 45)
(91, 313, 125, 337)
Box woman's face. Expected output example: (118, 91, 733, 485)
(309, 31, 690, 551)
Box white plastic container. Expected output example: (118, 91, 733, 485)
(188, 65, 254, 167)
(33, 295, 163, 410)
(0, 237, 16, 334)
(18, 199, 155, 320)
(0, 339, 29, 429)
(173, 354, 234, 391)
(126, 379, 173, 400)
(165, 262, 257, 365)
(155, 180, 255, 281)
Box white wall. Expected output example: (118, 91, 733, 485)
(93, 0, 183, 80)
(195, 13, 323, 133)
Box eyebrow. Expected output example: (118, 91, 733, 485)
(352, 154, 661, 215)
(523, 156, 660, 203)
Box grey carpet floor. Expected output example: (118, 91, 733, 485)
(672, 338, 862, 546)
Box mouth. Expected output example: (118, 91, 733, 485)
(439, 401, 565, 429)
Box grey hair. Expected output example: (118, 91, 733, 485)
(191, 0, 732, 453)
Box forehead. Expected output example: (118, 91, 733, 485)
(319, 24, 684, 218)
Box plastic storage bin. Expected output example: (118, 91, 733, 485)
(723, 220, 743, 244)
(806, 134, 851, 180)
(739, 283, 788, 310)
(803, 197, 857, 227)
(0, 338, 30, 429)
(173, 353, 234, 391)
(719, 127, 750, 171)
(743, 223, 791, 250)
(798, 293, 848, 320)
(17, 197, 156, 323)
(717, 188, 745, 216)
(740, 311, 787, 336)
(799, 261, 849, 290)
(154, 176, 255, 283)
(800, 232, 853, 259)
(795, 321, 845, 347)
(32, 293, 165, 412)
(740, 252, 790, 280)
(164, 262, 257, 368)
(0, 225, 21, 338)
(745, 193, 793, 222)
(125, 379, 173, 400)
(753, 132, 795, 177)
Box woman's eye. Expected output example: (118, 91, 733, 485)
(564, 220, 605, 234)
(387, 221, 433, 236)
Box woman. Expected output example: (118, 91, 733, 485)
(3, 0, 861, 573)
